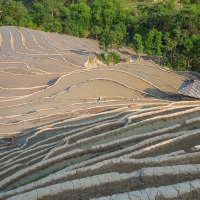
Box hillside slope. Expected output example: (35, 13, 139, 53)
(0, 26, 200, 200)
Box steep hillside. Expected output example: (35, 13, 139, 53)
(0, 26, 200, 200)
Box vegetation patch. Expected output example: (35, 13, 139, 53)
(97, 52, 128, 65)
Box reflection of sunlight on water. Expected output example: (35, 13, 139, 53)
(47, 77, 60, 86)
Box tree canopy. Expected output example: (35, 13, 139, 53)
(0, 0, 199, 72)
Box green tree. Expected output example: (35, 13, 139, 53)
(102, 1, 117, 28)
(90, 0, 103, 27)
(145, 29, 163, 57)
(132, 34, 143, 61)
(100, 28, 117, 50)
(1, 1, 30, 26)
(183, 35, 200, 70)
(177, 5, 200, 36)
(31, 2, 52, 27)
(69, 3, 91, 37)
(99, 23, 126, 51)
(90, 25, 102, 40)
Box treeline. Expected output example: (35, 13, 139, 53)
(0, 0, 199, 72)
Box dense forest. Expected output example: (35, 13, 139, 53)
(0, 0, 199, 72)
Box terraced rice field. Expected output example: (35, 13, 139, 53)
(0, 26, 200, 200)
